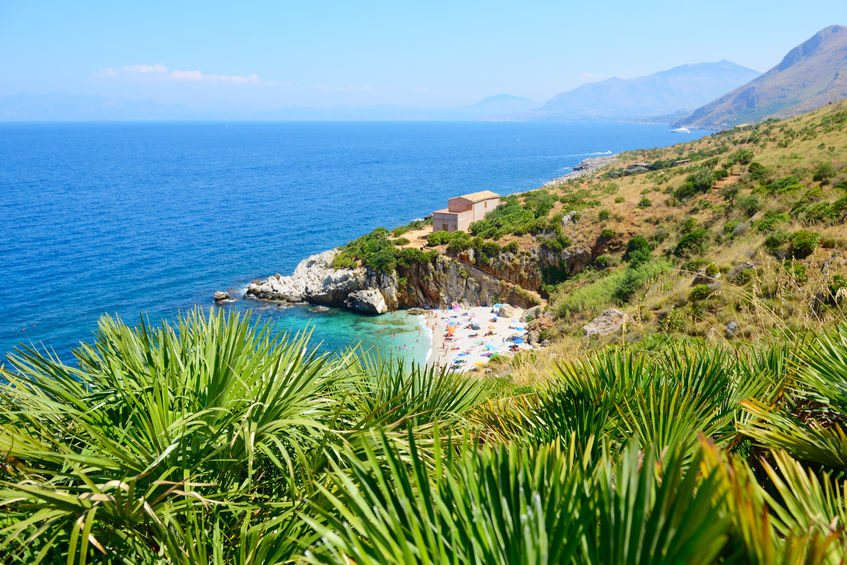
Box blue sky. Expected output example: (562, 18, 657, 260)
(1, 1, 844, 111)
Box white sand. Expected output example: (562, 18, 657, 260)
(425, 305, 532, 372)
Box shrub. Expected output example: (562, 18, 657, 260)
(614, 196, 625, 203)
(764, 230, 789, 256)
(674, 167, 718, 200)
(755, 211, 787, 233)
(725, 148, 754, 167)
(737, 195, 760, 217)
(637, 197, 652, 208)
(594, 255, 611, 269)
(675, 229, 708, 256)
(723, 221, 740, 235)
(747, 161, 772, 183)
(600, 228, 615, 240)
(613, 259, 671, 302)
(659, 308, 685, 333)
(789, 230, 820, 259)
(689, 285, 713, 301)
(813, 162, 837, 183)
(624, 235, 651, 267)
(598, 209, 610, 221)
(829, 274, 847, 301)
(705, 263, 720, 276)
(393, 237, 410, 246)
(503, 241, 519, 253)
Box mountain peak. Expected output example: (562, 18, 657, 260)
(529, 61, 759, 121)
(777, 24, 846, 71)
(676, 25, 847, 129)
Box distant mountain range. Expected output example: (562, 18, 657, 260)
(515, 61, 761, 122)
(676, 25, 847, 129)
(0, 92, 538, 122)
(11, 28, 847, 126)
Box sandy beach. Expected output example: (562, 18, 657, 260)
(425, 305, 532, 371)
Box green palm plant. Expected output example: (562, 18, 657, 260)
(304, 430, 592, 565)
(700, 439, 839, 564)
(340, 353, 485, 432)
(584, 440, 730, 564)
(0, 309, 343, 563)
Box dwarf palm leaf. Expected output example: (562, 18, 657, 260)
(469, 385, 614, 455)
(801, 323, 847, 415)
(699, 439, 838, 564)
(341, 354, 485, 431)
(305, 431, 590, 564)
(0, 309, 342, 563)
(585, 440, 730, 564)
(740, 400, 847, 469)
(761, 450, 847, 563)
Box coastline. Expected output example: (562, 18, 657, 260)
(423, 305, 531, 372)
(418, 154, 618, 371)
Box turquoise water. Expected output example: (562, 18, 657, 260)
(0, 121, 705, 363)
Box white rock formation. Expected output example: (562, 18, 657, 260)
(245, 249, 367, 305)
(345, 289, 388, 314)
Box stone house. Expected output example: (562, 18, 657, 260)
(432, 190, 500, 232)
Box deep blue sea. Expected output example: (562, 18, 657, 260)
(0, 121, 704, 365)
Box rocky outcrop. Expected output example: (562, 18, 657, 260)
(543, 155, 619, 187)
(583, 309, 630, 337)
(245, 248, 543, 314)
(246, 249, 368, 304)
(345, 289, 388, 315)
(214, 291, 233, 303)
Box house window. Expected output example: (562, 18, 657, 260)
(442, 224, 448, 231)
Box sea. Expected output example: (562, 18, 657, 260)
(0, 121, 705, 366)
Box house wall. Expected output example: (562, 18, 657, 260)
(471, 197, 500, 222)
(432, 210, 473, 232)
(448, 197, 472, 212)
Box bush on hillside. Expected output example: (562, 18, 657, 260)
(813, 162, 837, 183)
(790, 230, 820, 259)
(764, 230, 789, 256)
(675, 229, 708, 256)
(624, 235, 651, 267)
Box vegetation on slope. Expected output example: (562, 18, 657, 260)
(3, 310, 847, 562)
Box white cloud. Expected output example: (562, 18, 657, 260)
(170, 69, 265, 84)
(124, 64, 169, 74)
(105, 64, 272, 85)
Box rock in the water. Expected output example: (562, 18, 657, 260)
(498, 304, 517, 318)
(213, 291, 232, 302)
(245, 249, 366, 304)
(345, 289, 388, 315)
(406, 307, 426, 315)
(583, 308, 630, 337)
(310, 305, 330, 313)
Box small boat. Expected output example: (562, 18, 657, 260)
(671, 127, 691, 134)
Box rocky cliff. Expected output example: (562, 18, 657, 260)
(244, 245, 577, 314)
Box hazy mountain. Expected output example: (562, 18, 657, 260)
(0, 93, 197, 120)
(0, 93, 536, 121)
(524, 61, 760, 121)
(676, 25, 847, 129)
